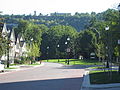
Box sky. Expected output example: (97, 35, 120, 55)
(0, 0, 120, 15)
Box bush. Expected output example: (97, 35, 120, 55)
(14, 57, 31, 64)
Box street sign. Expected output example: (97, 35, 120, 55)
(66, 48, 70, 52)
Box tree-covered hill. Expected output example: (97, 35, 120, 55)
(0, 12, 93, 32)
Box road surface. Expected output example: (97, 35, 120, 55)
(0, 62, 85, 90)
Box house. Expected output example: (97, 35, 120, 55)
(0, 23, 28, 64)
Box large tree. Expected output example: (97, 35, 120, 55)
(27, 43, 40, 63)
(40, 25, 77, 59)
(75, 30, 96, 59)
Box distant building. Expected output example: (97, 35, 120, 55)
(34, 11, 37, 16)
(50, 12, 71, 16)
(0, 23, 28, 64)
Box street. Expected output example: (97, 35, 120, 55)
(0, 62, 84, 90)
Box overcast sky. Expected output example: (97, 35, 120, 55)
(0, 0, 120, 15)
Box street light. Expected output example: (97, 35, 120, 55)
(105, 26, 109, 31)
(30, 38, 33, 48)
(65, 37, 70, 65)
(6, 30, 11, 68)
(31, 38, 33, 41)
(30, 38, 33, 64)
(57, 44, 60, 48)
(47, 46, 49, 49)
(7, 41, 10, 68)
(57, 44, 60, 62)
(117, 3, 120, 73)
(105, 26, 110, 68)
(47, 46, 49, 62)
(65, 42, 68, 45)
(67, 37, 70, 41)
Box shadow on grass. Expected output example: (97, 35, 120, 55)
(90, 71, 120, 84)
(0, 77, 83, 90)
(58, 65, 100, 69)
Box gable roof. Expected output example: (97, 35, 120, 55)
(2, 23, 8, 37)
(10, 29, 15, 42)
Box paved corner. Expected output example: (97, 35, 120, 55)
(0, 62, 84, 90)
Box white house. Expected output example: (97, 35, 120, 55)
(1, 23, 28, 64)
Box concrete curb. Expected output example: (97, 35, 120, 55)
(2, 63, 45, 74)
(81, 70, 120, 90)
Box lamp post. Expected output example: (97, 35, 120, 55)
(105, 26, 110, 68)
(117, 3, 120, 73)
(65, 37, 70, 65)
(6, 30, 11, 68)
(7, 41, 10, 68)
(30, 38, 33, 64)
(47, 46, 49, 62)
(57, 44, 60, 62)
(65, 41, 68, 64)
(31, 38, 33, 41)
(30, 38, 33, 49)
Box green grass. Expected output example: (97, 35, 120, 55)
(27, 63, 41, 66)
(10, 64, 18, 66)
(43, 59, 102, 65)
(5, 67, 17, 69)
(89, 70, 120, 84)
(88, 66, 107, 69)
(10, 62, 41, 66)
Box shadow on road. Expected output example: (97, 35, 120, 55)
(0, 77, 83, 90)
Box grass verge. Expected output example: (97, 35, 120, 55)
(5, 67, 17, 69)
(27, 63, 41, 66)
(89, 70, 120, 84)
(10, 62, 41, 66)
(44, 59, 102, 65)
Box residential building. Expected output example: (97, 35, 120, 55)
(0, 23, 28, 64)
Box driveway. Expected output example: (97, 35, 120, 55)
(0, 62, 85, 90)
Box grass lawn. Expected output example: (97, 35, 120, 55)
(89, 70, 120, 84)
(5, 67, 17, 69)
(43, 59, 102, 65)
(27, 63, 41, 66)
(10, 62, 41, 66)
(88, 66, 107, 69)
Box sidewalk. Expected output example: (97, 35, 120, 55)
(81, 70, 120, 90)
(3, 62, 44, 73)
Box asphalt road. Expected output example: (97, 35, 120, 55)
(0, 62, 85, 90)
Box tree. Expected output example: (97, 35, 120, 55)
(0, 29, 8, 59)
(95, 42, 106, 62)
(15, 20, 43, 63)
(0, 32, 5, 57)
(27, 43, 40, 64)
(75, 30, 96, 59)
(14, 20, 30, 35)
(114, 46, 120, 63)
(40, 25, 77, 59)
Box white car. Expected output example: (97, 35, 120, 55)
(0, 61, 4, 72)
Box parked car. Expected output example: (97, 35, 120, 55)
(0, 61, 4, 72)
